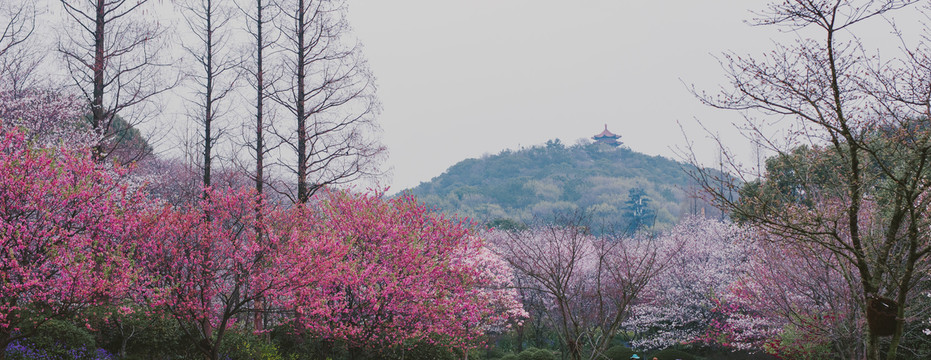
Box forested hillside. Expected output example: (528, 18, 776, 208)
(406, 139, 719, 231)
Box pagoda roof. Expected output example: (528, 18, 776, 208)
(593, 124, 620, 139)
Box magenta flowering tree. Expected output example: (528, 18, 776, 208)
(286, 191, 525, 354)
(137, 187, 303, 360)
(0, 128, 144, 359)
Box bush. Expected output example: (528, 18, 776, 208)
(5, 319, 114, 360)
(484, 346, 507, 359)
(88, 305, 195, 359)
(515, 347, 556, 360)
(602, 345, 637, 360)
(649, 348, 696, 360)
(269, 323, 341, 360)
(220, 330, 283, 360)
(530, 349, 556, 360)
(500, 354, 518, 360)
(517, 348, 538, 360)
(391, 341, 457, 360)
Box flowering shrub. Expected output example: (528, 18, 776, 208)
(0, 88, 93, 147)
(4, 341, 116, 360)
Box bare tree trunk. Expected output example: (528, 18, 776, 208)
(295, 0, 307, 203)
(202, 0, 214, 198)
(91, 0, 105, 161)
(254, 0, 266, 200)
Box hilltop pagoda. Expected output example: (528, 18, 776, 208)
(592, 124, 622, 147)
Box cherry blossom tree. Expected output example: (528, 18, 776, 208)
(744, 238, 861, 359)
(687, 1, 931, 358)
(624, 217, 776, 352)
(0, 87, 93, 147)
(490, 214, 668, 360)
(0, 127, 145, 360)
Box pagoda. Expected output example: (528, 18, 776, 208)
(592, 124, 622, 147)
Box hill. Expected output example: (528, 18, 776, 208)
(405, 139, 719, 232)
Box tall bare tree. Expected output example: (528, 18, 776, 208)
(58, 0, 176, 163)
(177, 0, 240, 198)
(272, 0, 384, 204)
(687, 1, 931, 359)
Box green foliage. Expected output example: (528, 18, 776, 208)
(220, 330, 283, 360)
(530, 349, 557, 360)
(501, 354, 518, 360)
(270, 325, 463, 360)
(269, 324, 338, 360)
(762, 323, 832, 360)
(624, 187, 655, 233)
(649, 348, 696, 360)
(486, 217, 528, 231)
(601, 345, 637, 360)
(483, 346, 508, 359)
(514, 347, 556, 360)
(17, 318, 97, 359)
(408, 141, 708, 232)
(389, 341, 458, 360)
(734, 145, 840, 222)
(88, 305, 195, 359)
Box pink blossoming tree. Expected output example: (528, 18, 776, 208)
(137, 187, 307, 360)
(0, 128, 144, 359)
(490, 214, 669, 360)
(287, 191, 525, 356)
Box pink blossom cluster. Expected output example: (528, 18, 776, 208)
(0, 121, 525, 356)
(282, 191, 527, 350)
(624, 217, 778, 351)
(0, 88, 95, 148)
(0, 128, 144, 349)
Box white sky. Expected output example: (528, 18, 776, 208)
(345, 0, 784, 192)
(27, 1, 920, 192)
(343, 1, 925, 192)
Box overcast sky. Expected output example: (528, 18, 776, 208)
(33, 1, 918, 192)
(344, 0, 788, 192)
